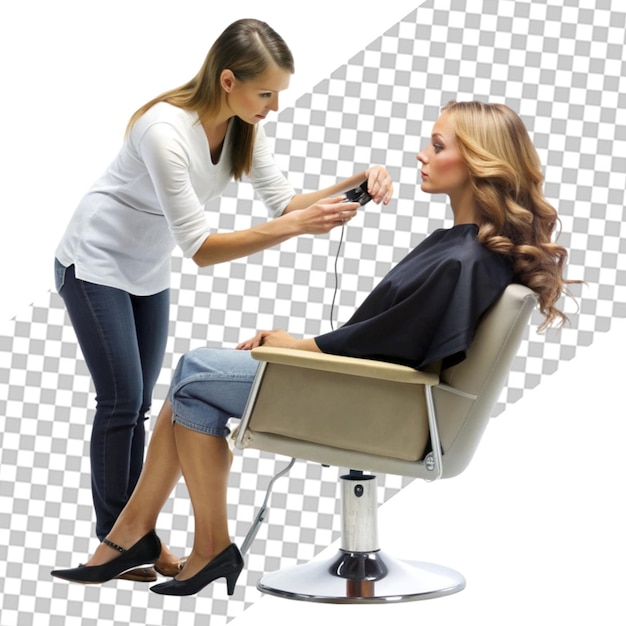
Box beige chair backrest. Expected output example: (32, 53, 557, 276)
(432, 282, 536, 476)
(234, 283, 537, 480)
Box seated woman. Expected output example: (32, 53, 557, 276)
(51, 101, 575, 596)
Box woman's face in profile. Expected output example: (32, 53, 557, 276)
(221, 65, 291, 124)
(416, 112, 470, 199)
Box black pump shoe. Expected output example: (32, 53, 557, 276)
(51, 530, 161, 584)
(150, 543, 243, 596)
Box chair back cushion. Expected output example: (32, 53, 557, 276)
(434, 283, 537, 476)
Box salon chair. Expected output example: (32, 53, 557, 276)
(233, 283, 537, 603)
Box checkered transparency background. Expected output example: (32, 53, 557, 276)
(1, 1, 625, 624)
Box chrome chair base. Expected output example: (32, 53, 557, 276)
(257, 549, 466, 604)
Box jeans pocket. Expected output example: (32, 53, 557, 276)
(54, 258, 68, 293)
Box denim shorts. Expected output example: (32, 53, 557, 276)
(168, 347, 260, 438)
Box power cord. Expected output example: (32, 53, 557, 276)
(328, 181, 370, 331)
(329, 223, 345, 330)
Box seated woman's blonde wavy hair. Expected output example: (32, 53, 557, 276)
(442, 100, 577, 330)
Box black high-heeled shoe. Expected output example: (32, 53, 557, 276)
(51, 530, 161, 584)
(150, 543, 244, 596)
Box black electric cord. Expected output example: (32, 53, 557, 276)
(329, 223, 345, 330)
(327, 182, 370, 331)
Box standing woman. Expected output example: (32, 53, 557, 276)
(54, 18, 392, 578)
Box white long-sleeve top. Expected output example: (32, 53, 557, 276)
(55, 102, 295, 295)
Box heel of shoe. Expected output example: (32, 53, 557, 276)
(225, 570, 241, 596)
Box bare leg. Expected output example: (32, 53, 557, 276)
(171, 424, 233, 581)
(85, 399, 182, 566)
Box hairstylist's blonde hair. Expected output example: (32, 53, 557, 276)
(442, 100, 575, 329)
(126, 19, 294, 180)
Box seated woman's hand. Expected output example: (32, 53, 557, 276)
(236, 330, 321, 353)
(236, 329, 295, 350)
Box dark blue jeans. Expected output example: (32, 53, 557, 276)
(55, 260, 169, 540)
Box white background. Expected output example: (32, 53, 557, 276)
(1, 2, 624, 624)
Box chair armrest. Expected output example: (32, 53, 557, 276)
(250, 347, 440, 386)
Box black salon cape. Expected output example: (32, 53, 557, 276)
(315, 223, 515, 370)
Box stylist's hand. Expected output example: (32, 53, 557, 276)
(286, 196, 359, 234)
(365, 165, 394, 205)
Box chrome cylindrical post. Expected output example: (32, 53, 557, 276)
(340, 473, 379, 553)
